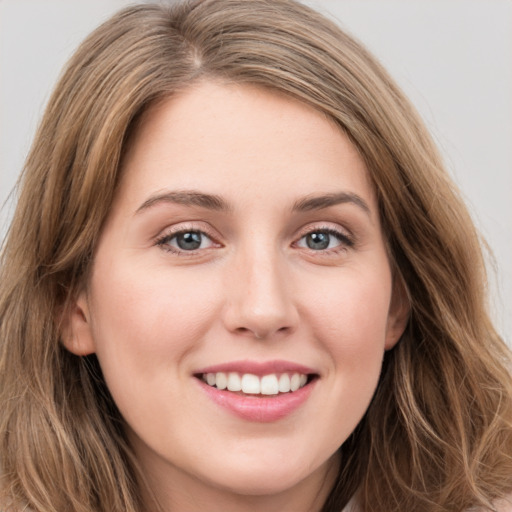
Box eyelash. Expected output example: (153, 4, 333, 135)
(154, 225, 354, 256)
(295, 226, 355, 254)
(155, 225, 220, 255)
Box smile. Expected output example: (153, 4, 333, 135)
(194, 361, 318, 422)
(200, 372, 309, 395)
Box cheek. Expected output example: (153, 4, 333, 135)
(87, 259, 221, 385)
(278, 268, 393, 464)
(305, 266, 392, 387)
(86, 261, 225, 443)
(309, 264, 391, 336)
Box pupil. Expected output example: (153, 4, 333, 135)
(307, 232, 330, 250)
(177, 232, 202, 250)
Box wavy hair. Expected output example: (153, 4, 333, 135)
(1, 1, 511, 511)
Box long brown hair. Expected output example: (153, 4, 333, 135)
(1, 1, 511, 511)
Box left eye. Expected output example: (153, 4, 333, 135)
(158, 230, 215, 251)
(296, 230, 347, 251)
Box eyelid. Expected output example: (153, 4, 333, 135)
(153, 221, 355, 255)
(154, 222, 222, 254)
(293, 223, 355, 250)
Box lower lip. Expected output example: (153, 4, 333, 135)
(196, 378, 316, 422)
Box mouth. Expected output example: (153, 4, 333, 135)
(193, 360, 319, 421)
(196, 371, 317, 396)
(193, 360, 320, 422)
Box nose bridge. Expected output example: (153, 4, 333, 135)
(223, 239, 297, 339)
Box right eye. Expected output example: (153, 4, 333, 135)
(156, 230, 217, 253)
(295, 227, 354, 252)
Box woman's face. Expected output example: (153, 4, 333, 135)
(65, 81, 407, 507)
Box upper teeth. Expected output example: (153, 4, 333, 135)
(202, 372, 308, 395)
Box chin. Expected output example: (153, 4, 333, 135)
(213, 470, 306, 496)
(201, 452, 334, 498)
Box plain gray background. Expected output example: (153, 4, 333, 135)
(1, 0, 511, 342)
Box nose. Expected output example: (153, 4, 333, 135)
(221, 248, 299, 340)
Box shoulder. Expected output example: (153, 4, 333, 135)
(469, 495, 512, 512)
(493, 495, 512, 512)
(341, 495, 512, 512)
(341, 495, 359, 512)
(459, 495, 512, 512)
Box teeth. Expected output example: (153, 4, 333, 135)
(290, 373, 301, 392)
(241, 374, 260, 394)
(227, 372, 242, 392)
(260, 374, 279, 395)
(202, 371, 309, 395)
(278, 373, 291, 393)
(216, 372, 227, 390)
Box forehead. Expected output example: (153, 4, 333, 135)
(116, 80, 376, 215)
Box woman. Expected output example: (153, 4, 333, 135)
(1, 1, 511, 511)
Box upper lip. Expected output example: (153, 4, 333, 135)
(194, 360, 317, 377)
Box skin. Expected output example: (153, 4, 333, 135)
(64, 81, 409, 512)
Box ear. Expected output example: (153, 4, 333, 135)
(60, 291, 96, 356)
(384, 274, 410, 350)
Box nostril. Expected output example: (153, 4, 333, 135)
(234, 327, 254, 336)
(234, 325, 292, 340)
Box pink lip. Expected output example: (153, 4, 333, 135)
(197, 380, 316, 422)
(195, 379, 317, 423)
(194, 360, 318, 423)
(194, 359, 316, 376)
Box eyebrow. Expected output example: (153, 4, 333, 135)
(292, 192, 371, 215)
(135, 189, 371, 216)
(135, 190, 230, 214)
